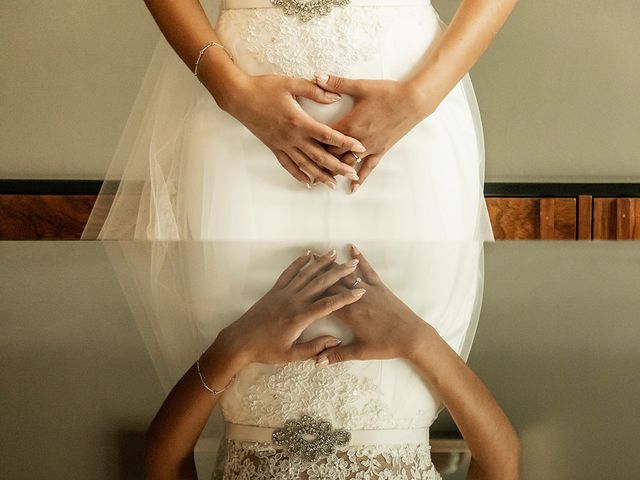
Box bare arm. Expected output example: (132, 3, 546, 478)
(144, 343, 241, 480)
(312, 0, 519, 189)
(142, 1, 365, 186)
(407, 325, 521, 480)
(142, 0, 241, 109)
(318, 246, 521, 479)
(143, 251, 365, 479)
(407, 0, 519, 116)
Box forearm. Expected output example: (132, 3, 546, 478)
(408, 324, 520, 479)
(144, 334, 245, 479)
(142, 0, 247, 108)
(407, 0, 518, 115)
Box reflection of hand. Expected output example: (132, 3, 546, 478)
(203, 249, 366, 379)
(314, 73, 433, 193)
(221, 74, 365, 188)
(316, 244, 431, 365)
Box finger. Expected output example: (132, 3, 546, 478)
(289, 335, 342, 362)
(302, 141, 359, 180)
(324, 144, 349, 158)
(307, 121, 367, 153)
(287, 248, 337, 291)
(350, 154, 381, 194)
(314, 72, 363, 97)
(300, 259, 360, 299)
(288, 77, 343, 104)
(316, 343, 364, 366)
(288, 147, 336, 188)
(273, 150, 313, 188)
(340, 150, 362, 168)
(349, 244, 381, 284)
(273, 250, 313, 289)
(305, 288, 367, 320)
(339, 272, 366, 290)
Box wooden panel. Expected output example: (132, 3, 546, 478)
(0, 194, 614, 241)
(0, 195, 95, 240)
(577, 195, 593, 240)
(486, 197, 576, 240)
(593, 197, 640, 239)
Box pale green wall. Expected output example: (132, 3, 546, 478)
(2, 1, 639, 180)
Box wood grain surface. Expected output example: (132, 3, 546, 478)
(1, 194, 638, 240)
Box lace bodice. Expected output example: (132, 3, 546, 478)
(215, 440, 442, 479)
(219, 359, 439, 430)
(214, 4, 440, 80)
(215, 358, 443, 479)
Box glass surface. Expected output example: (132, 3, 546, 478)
(1, 241, 639, 479)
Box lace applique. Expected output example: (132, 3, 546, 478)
(221, 359, 429, 430)
(216, 7, 386, 78)
(214, 440, 443, 480)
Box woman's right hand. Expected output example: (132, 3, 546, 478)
(216, 74, 367, 189)
(200, 248, 366, 383)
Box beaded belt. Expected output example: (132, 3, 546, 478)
(221, 0, 431, 22)
(225, 415, 429, 461)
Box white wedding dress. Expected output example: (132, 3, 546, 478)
(82, 0, 494, 241)
(96, 0, 493, 477)
(107, 241, 486, 479)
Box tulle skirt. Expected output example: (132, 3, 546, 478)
(83, 0, 494, 241)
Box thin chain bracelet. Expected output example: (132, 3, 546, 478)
(195, 357, 236, 395)
(194, 41, 235, 78)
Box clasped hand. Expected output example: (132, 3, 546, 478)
(222, 72, 433, 192)
(210, 245, 432, 375)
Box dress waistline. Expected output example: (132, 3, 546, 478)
(225, 422, 430, 446)
(221, 0, 430, 9)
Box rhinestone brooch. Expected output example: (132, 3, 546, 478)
(270, 0, 351, 22)
(272, 414, 352, 461)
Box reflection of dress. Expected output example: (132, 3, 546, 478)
(107, 241, 486, 479)
(83, 0, 494, 241)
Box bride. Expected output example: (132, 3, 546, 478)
(80, 0, 518, 241)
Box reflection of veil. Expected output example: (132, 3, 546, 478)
(106, 240, 486, 448)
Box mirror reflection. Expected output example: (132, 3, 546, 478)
(108, 240, 492, 479)
(2, 241, 638, 479)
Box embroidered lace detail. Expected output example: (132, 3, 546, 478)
(213, 440, 443, 480)
(216, 7, 389, 79)
(222, 360, 429, 429)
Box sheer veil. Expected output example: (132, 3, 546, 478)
(82, 0, 223, 240)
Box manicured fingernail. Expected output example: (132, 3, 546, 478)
(304, 249, 311, 256)
(353, 144, 366, 153)
(327, 93, 341, 101)
(325, 249, 336, 258)
(352, 288, 366, 297)
(346, 258, 359, 267)
(325, 180, 336, 190)
(315, 72, 329, 84)
(351, 244, 361, 255)
(316, 354, 329, 367)
(351, 183, 360, 194)
(305, 182, 311, 189)
(347, 173, 359, 181)
(325, 338, 342, 348)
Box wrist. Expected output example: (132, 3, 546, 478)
(200, 327, 250, 386)
(197, 50, 250, 114)
(404, 321, 441, 363)
(401, 76, 441, 120)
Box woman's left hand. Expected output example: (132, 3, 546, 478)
(315, 244, 433, 365)
(314, 72, 436, 193)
